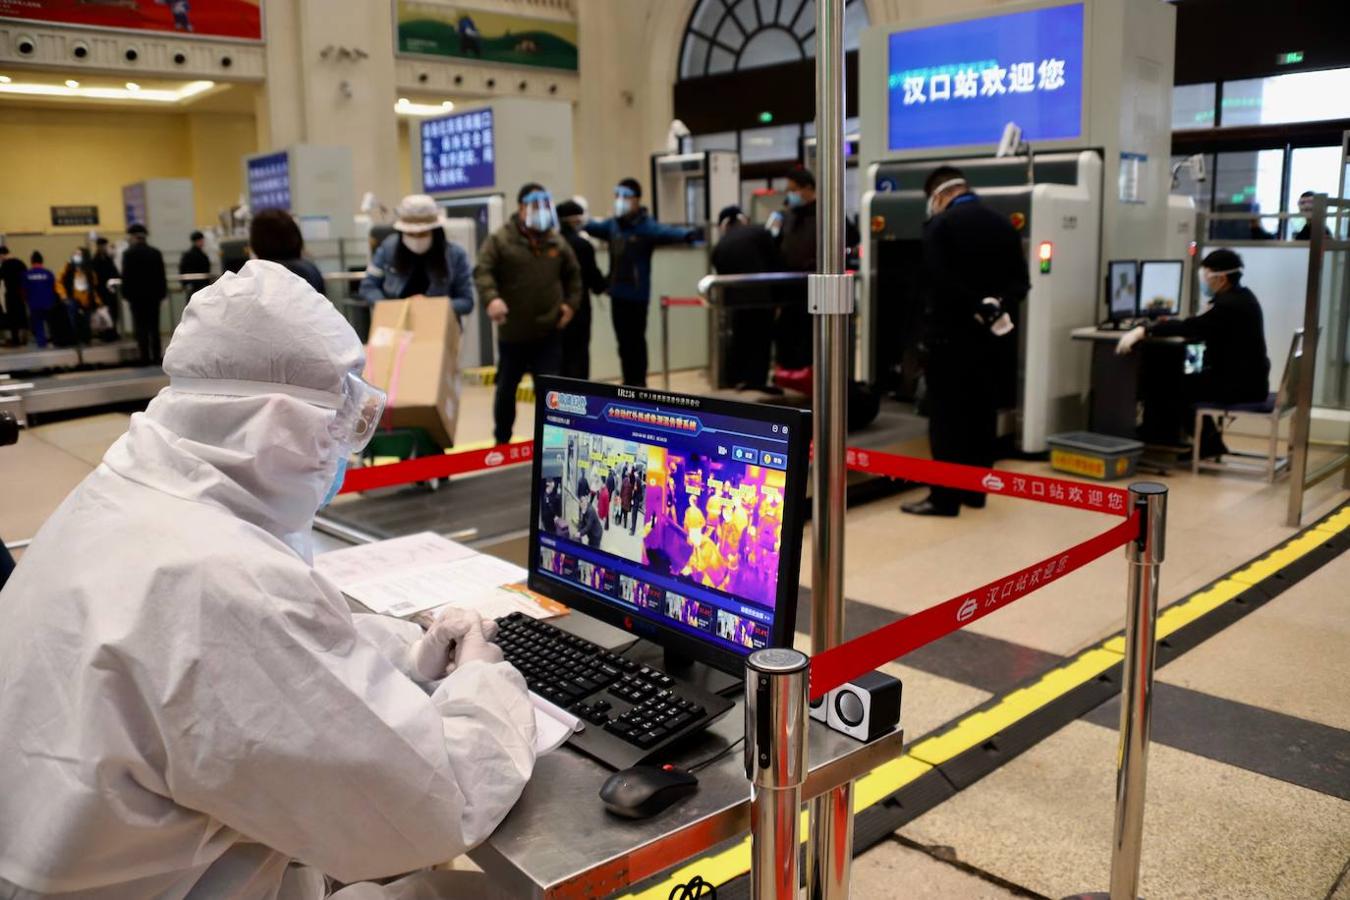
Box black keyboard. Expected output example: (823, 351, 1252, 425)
(495, 612, 735, 770)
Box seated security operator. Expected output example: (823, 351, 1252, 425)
(0, 261, 536, 898)
(1115, 248, 1270, 458)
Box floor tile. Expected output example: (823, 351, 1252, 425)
(1158, 552, 1350, 731)
(901, 721, 1350, 900)
(852, 837, 1022, 899)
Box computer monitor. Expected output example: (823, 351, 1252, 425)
(1138, 260, 1184, 317)
(1106, 260, 1139, 322)
(529, 377, 809, 676)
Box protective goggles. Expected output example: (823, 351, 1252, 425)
(170, 371, 388, 453)
(1199, 266, 1242, 280)
(614, 185, 637, 198)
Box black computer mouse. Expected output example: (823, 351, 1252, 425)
(599, 764, 699, 819)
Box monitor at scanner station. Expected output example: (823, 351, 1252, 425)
(1107, 260, 1139, 321)
(1138, 260, 1184, 317)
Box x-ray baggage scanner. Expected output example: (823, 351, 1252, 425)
(861, 152, 1102, 452)
(857, 0, 1178, 452)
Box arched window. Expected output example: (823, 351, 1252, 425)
(679, 0, 870, 80)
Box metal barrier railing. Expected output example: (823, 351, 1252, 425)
(658, 272, 811, 391)
(1284, 194, 1350, 525)
(743, 468, 1165, 899)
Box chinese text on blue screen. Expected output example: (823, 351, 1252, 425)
(247, 152, 291, 212)
(421, 109, 496, 194)
(887, 3, 1084, 151)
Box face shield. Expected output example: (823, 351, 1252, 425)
(521, 190, 557, 233)
(169, 371, 388, 454)
(614, 185, 637, 217)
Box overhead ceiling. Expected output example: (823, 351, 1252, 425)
(0, 71, 257, 114)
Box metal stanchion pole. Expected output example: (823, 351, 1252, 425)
(661, 297, 672, 391)
(745, 648, 809, 900)
(807, 0, 853, 898)
(709, 287, 724, 390)
(1109, 483, 1167, 899)
(1069, 484, 1168, 900)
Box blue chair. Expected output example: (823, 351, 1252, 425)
(1191, 330, 1302, 481)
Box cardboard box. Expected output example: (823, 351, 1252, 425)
(364, 297, 462, 449)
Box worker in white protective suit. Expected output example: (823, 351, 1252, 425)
(0, 260, 535, 899)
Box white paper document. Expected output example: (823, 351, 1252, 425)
(314, 532, 474, 586)
(315, 531, 563, 620)
(530, 691, 583, 755)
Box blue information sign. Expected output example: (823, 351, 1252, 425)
(886, 3, 1085, 151)
(122, 182, 146, 229)
(247, 151, 292, 212)
(421, 108, 496, 194)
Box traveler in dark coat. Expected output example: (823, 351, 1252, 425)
(120, 224, 169, 364)
(90, 237, 120, 313)
(774, 169, 818, 372)
(711, 205, 784, 390)
(1116, 248, 1270, 458)
(0, 246, 28, 346)
(474, 183, 581, 444)
(178, 230, 213, 302)
(556, 200, 607, 380)
(249, 211, 325, 296)
(903, 166, 1029, 517)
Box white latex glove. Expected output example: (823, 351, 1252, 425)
(406, 607, 482, 681)
(455, 617, 505, 668)
(1115, 325, 1146, 356)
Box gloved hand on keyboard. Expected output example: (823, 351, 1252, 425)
(454, 616, 504, 669)
(406, 606, 485, 681)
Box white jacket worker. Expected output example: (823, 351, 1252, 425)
(0, 261, 536, 898)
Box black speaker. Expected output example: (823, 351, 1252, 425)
(824, 671, 901, 742)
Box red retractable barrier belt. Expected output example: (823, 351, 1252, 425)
(337, 440, 534, 495)
(843, 447, 1132, 516)
(660, 296, 706, 308)
(809, 511, 1140, 699)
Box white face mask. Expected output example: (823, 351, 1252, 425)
(401, 233, 433, 255)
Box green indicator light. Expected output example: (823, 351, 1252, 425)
(758, 110, 773, 124)
(1277, 50, 1304, 65)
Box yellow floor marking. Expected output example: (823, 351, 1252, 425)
(1229, 528, 1335, 585)
(1314, 506, 1350, 535)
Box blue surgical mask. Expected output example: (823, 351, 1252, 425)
(614, 197, 632, 217)
(1198, 269, 1216, 299)
(321, 456, 348, 508)
(785, 191, 803, 208)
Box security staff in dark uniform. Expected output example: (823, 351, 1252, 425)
(1116, 248, 1269, 458)
(903, 166, 1029, 517)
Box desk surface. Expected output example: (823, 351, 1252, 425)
(471, 635, 905, 899)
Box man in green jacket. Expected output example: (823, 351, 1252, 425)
(475, 183, 581, 444)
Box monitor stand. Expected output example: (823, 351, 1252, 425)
(662, 645, 743, 697)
